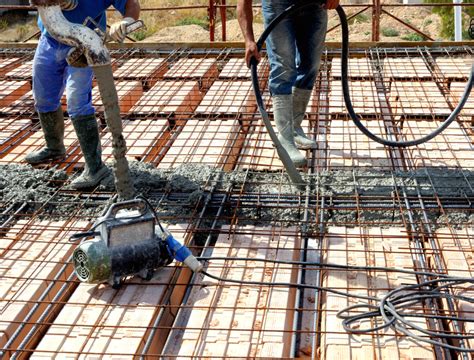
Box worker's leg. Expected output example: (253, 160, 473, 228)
(262, 0, 306, 167)
(66, 66, 109, 189)
(292, 6, 328, 149)
(26, 35, 69, 164)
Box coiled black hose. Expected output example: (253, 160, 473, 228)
(199, 256, 474, 353)
(251, 1, 474, 148)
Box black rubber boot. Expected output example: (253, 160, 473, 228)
(24, 108, 66, 164)
(70, 114, 110, 189)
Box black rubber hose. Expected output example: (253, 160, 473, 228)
(250, 1, 474, 148)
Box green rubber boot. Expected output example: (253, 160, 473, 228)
(293, 87, 317, 150)
(24, 108, 66, 164)
(273, 94, 307, 168)
(70, 114, 110, 190)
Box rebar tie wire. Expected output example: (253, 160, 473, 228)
(198, 256, 474, 353)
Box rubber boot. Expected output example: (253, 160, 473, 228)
(24, 108, 66, 164)
(273, 94, 307, 168)
(293, 87, 317, 149)
(70, 114, 110, 189)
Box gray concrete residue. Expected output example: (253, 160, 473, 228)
(0, 164, 473, 230)
(0, 164, 67, 205)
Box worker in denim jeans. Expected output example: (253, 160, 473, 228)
(237, 0, 338, 167)
(26, 0, 140, 189)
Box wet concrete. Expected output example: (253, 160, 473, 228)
(0, 164, 473, 230)
(93, 64, 135, 200)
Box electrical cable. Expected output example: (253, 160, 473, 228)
(199, 256, 474, 353)
(250, 0, 474, 148)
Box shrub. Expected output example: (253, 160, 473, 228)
(382, 27, 400, 37)
(401, 33, 425, 41)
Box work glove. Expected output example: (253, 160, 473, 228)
(59, 0, 78, 11)
(109, 17, 135, 43)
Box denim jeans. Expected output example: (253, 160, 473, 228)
(262, 0, 328, 95)
(33, 35, 94, 117)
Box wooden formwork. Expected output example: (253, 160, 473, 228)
(163, 225, 300, 359)
(0, 219, 89, 357)
(319, 227, 436, 360)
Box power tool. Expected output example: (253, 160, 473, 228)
(71, 198, 202, 288)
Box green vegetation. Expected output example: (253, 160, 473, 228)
(427, 0, 474, 39)
(423, 19, 433, 26)
(348, 12, 370, 25)
(382, 27, 400, 37)
(401, 32, 425, 41)
(0, 19, 8, 31)
(174, 16, 209, 29)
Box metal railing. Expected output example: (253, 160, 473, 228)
(0, 2, 473, 44)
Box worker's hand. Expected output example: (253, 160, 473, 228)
(109, 17, 135, 43)
(245, 40, 261, 68)
(59, 0, 77, 11)
(324, 0, 339, 10)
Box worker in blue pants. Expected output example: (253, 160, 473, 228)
(237, 0, 338, 167)
(26, 0, 140, 189)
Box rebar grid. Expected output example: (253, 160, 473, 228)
(0, 45, 472, 359)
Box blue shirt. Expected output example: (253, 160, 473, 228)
(38, 0, 128, 37)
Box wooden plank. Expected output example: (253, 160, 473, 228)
(0, 219, 89, 351)
(4, 60, 33, 80)
(400, 120, 474, 168)
(329, 80, 380, 115)
(327, 119, 392, 168)
(331, 57, 373, 78)
(0, 90, 34, 115)
(436, 57, 472, 79)
(389, 81, 451, 117)
(164, 58, 217, 79)
(101, 119, 169, 163)
(164, 58, 218, 89)
(382, 57, 431, 79)
(157, 119, 244, 171)
(30, 224, 189, 359)
(130, 80, 201, 118)
(320, 227, 435, 360)
(219, 58, 251, 78)
(450, 81, 474, 117)
(0, 58, 20, 76)
(434, 228, 474, 351)
(113, 58, 166, 88)
(0, 119, 77, 163)
(91, 81, 143, 113)
(163, 225, 299, 359)
(0, 80, 30, 107)
(195, 80, 255, 116)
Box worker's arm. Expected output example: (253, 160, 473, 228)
(124, 0, 140, 20)
(237, 0, 261, 68)
(110, 0, 141, 42)
(325, 0, 340, 10)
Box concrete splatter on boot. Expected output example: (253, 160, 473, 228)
(70, 114, 110, 189)
(293, 87, 317, 149)
(24, 108, 66, 164)
(273, 94, 307, 167)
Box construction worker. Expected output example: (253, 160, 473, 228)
(26, 0, 140, 189)
(237, 0, 338, 167)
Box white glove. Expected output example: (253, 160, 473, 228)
(109, 17, 135, 43)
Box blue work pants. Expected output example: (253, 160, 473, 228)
(262, 0, 328, 95)
(32, 35, 94, 117)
